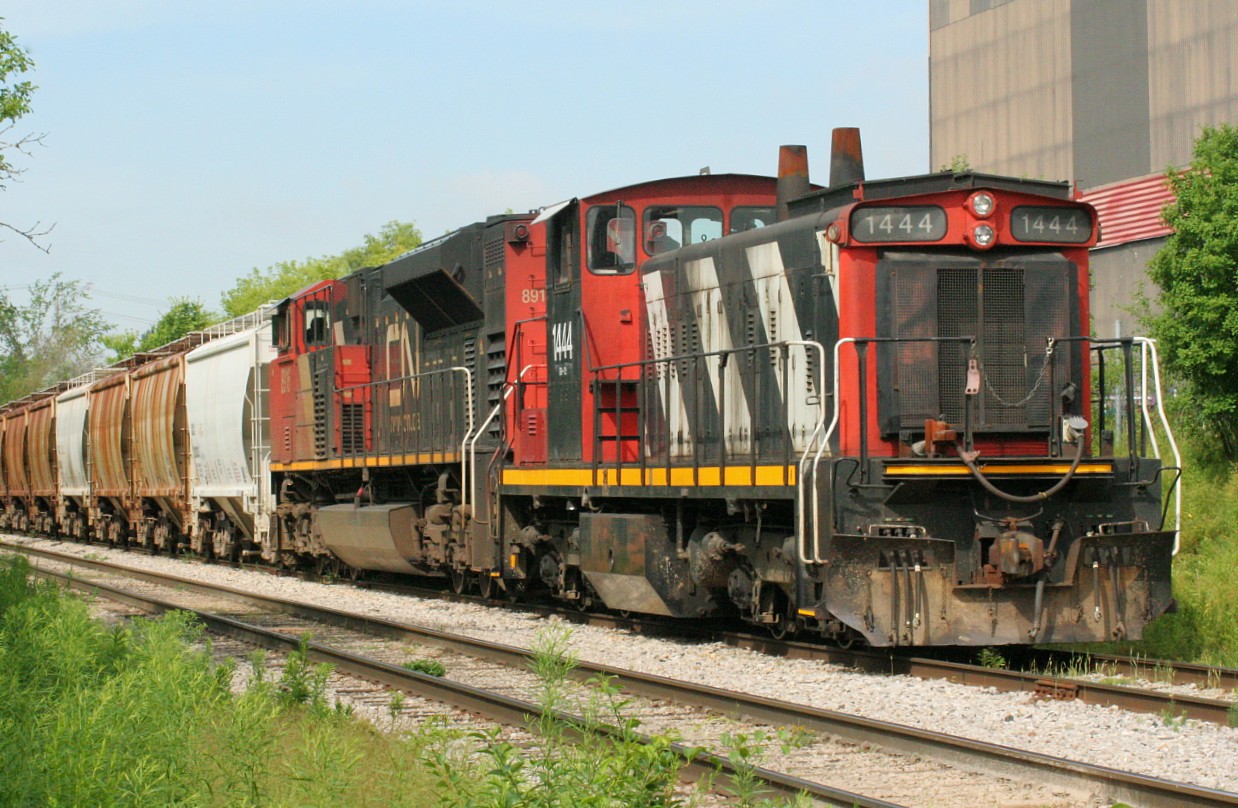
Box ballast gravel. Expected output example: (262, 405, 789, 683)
(13, 536, 1238, 795)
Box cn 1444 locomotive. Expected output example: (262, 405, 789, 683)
(0, 130, 1181, 647)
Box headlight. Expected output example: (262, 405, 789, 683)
(969, 192, 996, 217)
(972, 224, 995, 248)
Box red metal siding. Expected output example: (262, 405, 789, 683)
(1081, 173, 1175, 249)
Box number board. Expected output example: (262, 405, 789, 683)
(1009, 206, 1092, 244)
(851, 206, 947, 243)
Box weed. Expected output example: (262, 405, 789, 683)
(388, 690, 406, 724)
(403, 657, 446, 677)
(774, 725, 816, 754)
(277, 633, 334, 714)
(1159, 707, 1187, 731)
(977, 647, 1008, 669)
(1227, 700, 1237, 728)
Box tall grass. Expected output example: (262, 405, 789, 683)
(1135, 455, 1238, 666)
(0, 556, 806, 807)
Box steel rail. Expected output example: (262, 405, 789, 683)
(355, 573, 1238, 725)
(22, 558, 890, 808)
(9, 542, 1236, 808)
(719, 633, 1237, 726)
(1048, 649, 1238, 693)
(7, 539, 1234, 725)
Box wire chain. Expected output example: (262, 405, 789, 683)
(978, 339, 1055, 408)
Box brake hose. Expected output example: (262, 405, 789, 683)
(955, 438, 1086, 503)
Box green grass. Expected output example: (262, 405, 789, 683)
(0, 556, 808, 807)
(1080, 432, 1238, 667)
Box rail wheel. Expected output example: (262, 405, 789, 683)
(450, 568, 467, 595)
(477, 571, 495, 600)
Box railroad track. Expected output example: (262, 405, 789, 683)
(6, 540, 1236, 808)
(8, 536, 1237, 723)
(351, 568, 1238, 726)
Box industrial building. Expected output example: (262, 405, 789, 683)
(928, 0, 1238, 337)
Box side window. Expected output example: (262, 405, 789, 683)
(304, 303, 330, 348)
(730, 206, 776, 233)
(272, 308, 290, 351)
(643, 205, 723, 255)
(586, 204, 636, 274)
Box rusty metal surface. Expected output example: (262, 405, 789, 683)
(132, 355, 186, 498)
(2, 409, 29, 495)
(316, 503, 421, 574)
(88, 373, 131, 497)
(25, 399, 55, 496)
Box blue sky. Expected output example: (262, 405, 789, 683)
(0, 2, 928, 330)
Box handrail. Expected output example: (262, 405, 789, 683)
(1135, 337, 1182, 552)
(807, 334, 1179, 563)
(467, 364, 541, 528)
(335, 364, 473, 517)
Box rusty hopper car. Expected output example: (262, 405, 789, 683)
(130, 353, 194, 552)
(0, 405, 30, 532)
(87, 371, 133, 544)
(24, 395, 57, 534)
(55, 372, 115, 541)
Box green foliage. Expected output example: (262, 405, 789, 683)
(1074, 437, 1238, 667)
(0, 18, 36, 187)
(976, 647, 1008, 669)
(0, 18, 49, 249)
(1146, 124, 1238, 459)
(220, 219, 423, 317)
(0, 273, 108, 402)
(103, 296, 217, 362)
(403, 657, 446, 677)
(941, 154, 972, 173)
(0, 569, 815, 807)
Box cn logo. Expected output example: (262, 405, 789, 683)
(552, 321, 573, 363)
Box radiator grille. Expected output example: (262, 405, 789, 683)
(887, 261, 1066, 433)
(340, 403, 365, 455)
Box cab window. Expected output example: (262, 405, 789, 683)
(586, 204, 636, 274)
(643, 205, 723, 256)
(730, 206, 776, 233)
(303, 302, 331, 348)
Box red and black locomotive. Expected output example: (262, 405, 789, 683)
(262, 129, 1180, 647)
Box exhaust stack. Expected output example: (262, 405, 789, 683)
(775, 145, 810, 222)
(829, 127, 865, 188)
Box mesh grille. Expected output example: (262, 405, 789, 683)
(887, 261, 1066, 433)
(340, 404, 365, 455)
(980, 269, 1027, 426)
(936, 268, 978, 422)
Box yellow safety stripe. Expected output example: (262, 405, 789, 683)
(500, 465, 796, 488)
(884, 462, 1113, 477)
(271, 452, 459, 472)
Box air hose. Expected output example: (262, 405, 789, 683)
(955, 438, 1085, 503)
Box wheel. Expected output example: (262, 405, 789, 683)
(478, 571, 495, 599)
(450, 568, 466, 595)
(768, 614, 798, 641)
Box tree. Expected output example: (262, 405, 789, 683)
(1146, 124, 1238, 459)
(220, 220, 422, 317)
(0, 274, 108, 402)
(0, 18, 50, 250)
(102, 297, 216, 363)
